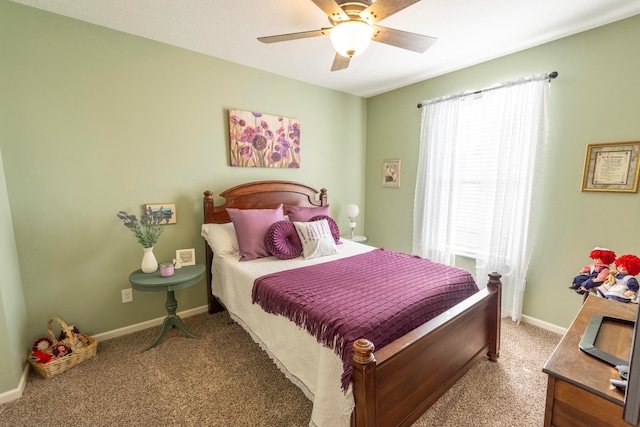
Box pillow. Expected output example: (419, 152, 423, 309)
(227, 205, 285, 261)
(264, 220, 303, 260)
(201, 223, 239, 256)
(309, 214, 341, 245)
(285, 204, 330, 222)
(294, 219, 338, 260)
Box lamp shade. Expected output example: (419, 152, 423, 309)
(346, 204, 360, 220)
(329, 21, 373, 58)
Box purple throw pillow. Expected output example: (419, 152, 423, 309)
(226, 205, 285, 261)
(265, 220, 303, 260)
(285, 204, 330, 222)
(309, 215, 341, 245)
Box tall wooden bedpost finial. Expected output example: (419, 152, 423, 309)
(352, 339, 376, 427)
(319, 188, 328, 207)
(487, 272, 502, 361)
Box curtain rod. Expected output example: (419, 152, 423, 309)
(417, 71, 558, 108)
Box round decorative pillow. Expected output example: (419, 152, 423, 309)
(309, 215, 341, 244)
(265, 220, 303, 260)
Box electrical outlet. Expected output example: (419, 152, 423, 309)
(121, 288, 133, 303)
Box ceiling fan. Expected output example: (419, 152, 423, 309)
(258, 0, 437, 71)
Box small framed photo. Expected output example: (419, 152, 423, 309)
(176, 248, 196, 266)
(581, 141, 640, 193)
(145, 203, 177, 224)
(382, 159, 401, 188)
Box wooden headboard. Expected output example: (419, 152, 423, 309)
(202, 180, 328, 313)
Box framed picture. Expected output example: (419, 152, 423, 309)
(581, 141, 640, 193)
(176, 248, 196, 266)
(228, 109, 300, 168)
(145, 203, 177, 224)
(382, 159, 401, 188)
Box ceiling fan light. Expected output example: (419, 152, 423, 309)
(329, 21, 373, 58)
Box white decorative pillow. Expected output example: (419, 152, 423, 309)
(201, 223, 239, 256)
(293, 219, 338, 260)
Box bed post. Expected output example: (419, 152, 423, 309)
(319, 188, 328, 206)
(487, 272, 502, 361)
(351, 339, 376, 427)
(203, 190, 224, 314)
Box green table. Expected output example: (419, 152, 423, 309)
(128, 263, 205, 352)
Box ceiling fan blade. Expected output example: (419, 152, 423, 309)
(360, 0, 420, 24)
(258, 29, 330, 44)
(310, 0, 349, 22)
(371, 25, 437, 53)
(331, 53, 351, 71)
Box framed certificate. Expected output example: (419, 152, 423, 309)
(581, 141, 640, 193)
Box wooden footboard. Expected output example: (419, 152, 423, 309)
(351, 272, 502, 427)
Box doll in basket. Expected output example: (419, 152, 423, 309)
(570, 247, 616, 295)
(595, 254, 640, 303)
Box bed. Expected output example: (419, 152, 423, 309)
(202, 180, 502, 427)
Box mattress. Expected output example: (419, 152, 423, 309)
(211, 239, 375, 427)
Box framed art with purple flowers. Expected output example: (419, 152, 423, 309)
(228, 109, 300, 168)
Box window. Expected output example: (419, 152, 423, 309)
(452, 94, 501, 257)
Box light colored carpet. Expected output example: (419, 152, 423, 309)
(0, 311, 560, 427)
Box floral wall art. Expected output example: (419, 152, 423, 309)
(229, 109, 300, 168)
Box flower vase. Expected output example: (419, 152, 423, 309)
(141, 246, 158, 273)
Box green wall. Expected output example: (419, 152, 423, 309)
(0, 0, 366, 395)
(365, 14, 640, 328)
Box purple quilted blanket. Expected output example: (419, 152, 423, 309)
(251, 248, 479, 391)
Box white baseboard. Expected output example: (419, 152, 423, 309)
(0, 363, 29, 405)
(0, 305, 209, 404)
(521, 314, 567, 336)
(93, 305, 209, 342)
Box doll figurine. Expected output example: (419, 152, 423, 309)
(596, 254, 640, 303)
(570, 247, 616, 294)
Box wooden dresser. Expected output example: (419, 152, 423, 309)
(543, 296, 639, 427)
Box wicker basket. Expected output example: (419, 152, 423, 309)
(28, 317, 98, 379)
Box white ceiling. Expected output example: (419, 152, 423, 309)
(10, 0, 640, 97)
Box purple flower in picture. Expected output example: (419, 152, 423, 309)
(261, 120, 268, 130)
(253, 135, 268, 151)
(288, 162, 299, 168)
(242, 126, 256, 141)
(239, 145, 253, 159)
(288, 123, 300, 144)
(239, 119, 246, 126)
(268, 151, 282, 163)
(252, 112, 262, 117)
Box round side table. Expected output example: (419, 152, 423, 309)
(129, 263, 205, 352)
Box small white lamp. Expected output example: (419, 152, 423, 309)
(346, 204, 360, 239)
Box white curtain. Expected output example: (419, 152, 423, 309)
(413, 95, 460, 265)
(413, 74, 550, 322)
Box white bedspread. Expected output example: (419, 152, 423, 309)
(211, 239, 375, 427)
